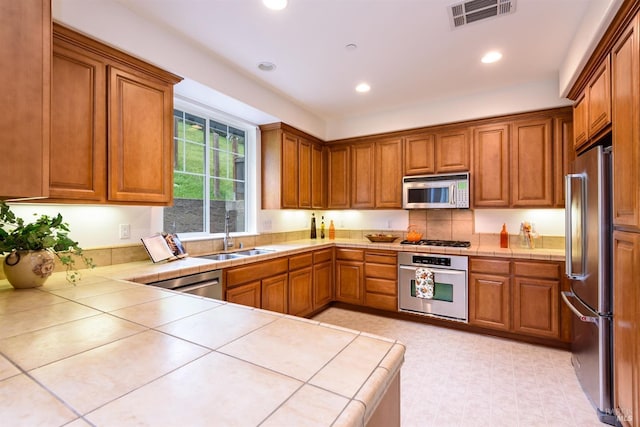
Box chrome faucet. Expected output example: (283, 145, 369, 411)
(223, 212, 234, 251)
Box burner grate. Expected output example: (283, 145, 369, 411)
(400, 239, 471, 248)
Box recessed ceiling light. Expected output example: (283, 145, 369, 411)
(258, 62, 276, 71)
(263, 0, 288, 10)
(355, 83, 370, 93)
(345, 43, 358, 51)
(481, 51, 502, 64)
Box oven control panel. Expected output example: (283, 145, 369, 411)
(412, 256, 451, 266)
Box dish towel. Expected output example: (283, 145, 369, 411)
(415, 267, 434, 299)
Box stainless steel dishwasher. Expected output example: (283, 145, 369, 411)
(146, 269, 223, 300)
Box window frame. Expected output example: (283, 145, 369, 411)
(169, 96, 257, 239)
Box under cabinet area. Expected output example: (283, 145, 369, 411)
(50, 24, 181, 205)
(469, 257, 568, 343)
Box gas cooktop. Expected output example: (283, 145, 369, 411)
(399, 239, 471, 248)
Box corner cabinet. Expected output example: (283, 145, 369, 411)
(261, 124, 325, 209)
(50, 24, 182, 205)
(0, 0, 51, 199)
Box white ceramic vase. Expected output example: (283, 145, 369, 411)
(3, 250, 56, 289)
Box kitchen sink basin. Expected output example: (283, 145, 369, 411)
(198, 253, 245, 261)
(198, 248, 275, 261)
(233, 249, 275, 256)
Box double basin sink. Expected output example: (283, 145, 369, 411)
(197, 248, 275, 261)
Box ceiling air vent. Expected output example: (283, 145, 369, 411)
(448, 0, 516, 29)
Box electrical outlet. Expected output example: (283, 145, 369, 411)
(119, 224, 130, 239)
(387, 220, 392, 229)
(263, 219, 272, 231)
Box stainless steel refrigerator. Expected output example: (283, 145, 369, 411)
(563, 143, 616, 425)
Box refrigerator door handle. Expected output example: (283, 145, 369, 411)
(565, 173, 586, 279)
(561, 291, 599, 325)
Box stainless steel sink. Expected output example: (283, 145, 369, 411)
(198, 248, 275, 261)
(233, 249, 275, 256)
(198, 253, 245, 261)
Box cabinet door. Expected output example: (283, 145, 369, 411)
(554, 113, 573, 208)
(588, 55, 612, 139)
(511, 118, 553, 207)
(335, 261, 364, 305)
(289, 267, 313, 316)
(311, 144, 325, 208)
(573, 92, 588, 150)
(262, 273, 288, 314)
(472, 124, 510, 207)
(281, 133, 299, 208)
(226, 281, 261, 308)
(375, 138, 403, 208)
(513, 277, 559, 338)
(613, 231, 639, 427)
(351, 143, 375, 208)
(313, 260, 333, 309)
(108, 66, 174, 204)
(404, 134, 435, 175)
(436, 129, 470, 172)
(50, 38, 107, 201)
(468, 273, 511, 331)
(327, 145, 350, 208)
(0, 0, 50, 199)
(612, 18, 640, 230)
(298, 138, 312, 208)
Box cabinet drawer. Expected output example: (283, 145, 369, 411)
(226, 258, 288, 287)
(336, 248, 365, 261)
(365, 251, 397, 265)
(313, 248, 333, 264)
(365, 293, 398, 311)
(470, 258, 510, 275)
(513, 261, 561, 279)
(289, 252, 312, 270)
(366, 263, 397, 280)
(365, 278, 397, 296)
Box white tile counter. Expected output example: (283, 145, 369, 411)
(0, 271, 404, 426)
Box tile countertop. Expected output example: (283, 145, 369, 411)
(0, 270, 405, 426)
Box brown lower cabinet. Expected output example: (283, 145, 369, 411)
(613, 231, 639, 427)
(364, 250, 398, 311)
(335, 248, 365, 305)
(225, 248, 334, 316)
(469, 257, 568, 341)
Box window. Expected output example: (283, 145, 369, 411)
(164, 103, 252, 235)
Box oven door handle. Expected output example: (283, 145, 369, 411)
(399, 265, 466, 276)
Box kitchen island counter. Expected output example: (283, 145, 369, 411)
(0, 271, 404, 426)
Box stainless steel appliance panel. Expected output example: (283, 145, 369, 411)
(563, 144, 615, 425)
(147, 269, 223, 300)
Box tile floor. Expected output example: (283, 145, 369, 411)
(313, 308, 604, 427)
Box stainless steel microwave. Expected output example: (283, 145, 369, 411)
(402, 172, 470, 209)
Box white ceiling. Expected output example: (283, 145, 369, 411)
(115, 0, 600, 122)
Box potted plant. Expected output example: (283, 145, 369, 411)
(0, 201, 94, 288)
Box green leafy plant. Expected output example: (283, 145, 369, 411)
(0, 201, 94, 283)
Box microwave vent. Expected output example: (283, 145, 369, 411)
(448, 0, 516, 29)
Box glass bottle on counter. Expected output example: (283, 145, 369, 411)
(310, 213, 317, 239)
(320, 216, 325, 239)
(329, 220, 335, 240)
(500, 223, 508, 248)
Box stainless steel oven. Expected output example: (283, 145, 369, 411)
(398, 252, 468, 322)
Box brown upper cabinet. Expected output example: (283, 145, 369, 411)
(510, 118, 554, 207)
(573, 54, 612, 151)
(472, 123, 511, 207)
(328, 138, 403, 209)
(50, 24, 181, 205)
(473, 110, 571, 208)
(612, 14, 640, 231)
(0, 1, 51, 200)
(261, 123, 325, 209)
(403, 128, 469, 176)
